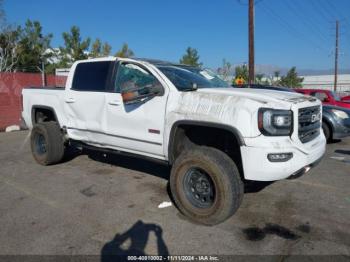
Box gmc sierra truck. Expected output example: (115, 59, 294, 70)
(22, 57, 326, 225)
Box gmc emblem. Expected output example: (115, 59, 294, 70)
(311, 113, 321, 122)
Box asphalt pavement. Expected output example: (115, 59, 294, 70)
(0, 131, 349, 258)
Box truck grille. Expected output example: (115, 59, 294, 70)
(298, 106, 321, 143)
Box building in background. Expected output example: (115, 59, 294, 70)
(301, 74, 350, 92)
(55, 68, 70, 77)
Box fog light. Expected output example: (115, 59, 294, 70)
(267, 153, 293, 162)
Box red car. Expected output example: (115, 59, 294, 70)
(295, 89, 350, 109)
(341, 95, 350, 102)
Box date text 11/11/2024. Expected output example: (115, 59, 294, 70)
(127, 255, 219, 261)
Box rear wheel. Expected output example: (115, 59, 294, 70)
(170, 146, 243, 225)
(30, 122, 65, 165)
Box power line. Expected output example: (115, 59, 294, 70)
(323, 0, 348, 22)
(323, 0, 350, 45)
(294, 0, 327, 27)
(258, 1, 329, 52)
(294, 0, 350, 56)
(283, 0, 330, 43)
(309, 0, 334, 22)
(319, 0, 338, 20)
(237, 0, 264, 6)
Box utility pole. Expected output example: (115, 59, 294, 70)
(334, 20, 339, 92)
(41, 61, 46, 87)
(248, 0, 255, 85)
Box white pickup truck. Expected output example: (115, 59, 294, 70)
(22, 57, 326, 225)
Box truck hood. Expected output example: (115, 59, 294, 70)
(174, 87, 320, 138)
(196, 88, 316, 104)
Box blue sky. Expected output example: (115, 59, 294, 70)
(3, 0, 350, 70)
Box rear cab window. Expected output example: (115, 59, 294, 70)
(72, 61, 113, 91)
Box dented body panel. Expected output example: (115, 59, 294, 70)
(22, 57, 326, 181)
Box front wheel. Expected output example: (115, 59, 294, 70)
(170, 146, 244, 225)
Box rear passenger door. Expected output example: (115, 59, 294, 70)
(64, 61, 114, 142)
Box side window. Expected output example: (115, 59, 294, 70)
(311, 92, 328, 102)
(72, 61, 112, 91)
(115, 63, 161, 93)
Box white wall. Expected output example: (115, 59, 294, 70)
(301, 74, 350, 92)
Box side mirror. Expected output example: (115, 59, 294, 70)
(121, 85, 163, 104)
(323, 97, 330, 103)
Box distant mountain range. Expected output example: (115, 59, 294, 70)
(297, 68, 350, 76)
(219, 64, 350, 76)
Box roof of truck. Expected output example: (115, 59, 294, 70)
(133, 57, 196, 68)
(75, 57, 200, 69)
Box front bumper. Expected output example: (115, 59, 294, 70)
(240, 133, 326, 181)
(333, 118, 350, 139)
(287, 155, 323, 180)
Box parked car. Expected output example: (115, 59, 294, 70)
(295, 89, 350, 109)
(22, 57, 326, 225)
(341, 95, 350, 102)
(237, 85, 350, 143)
(322, 105, 350, 141)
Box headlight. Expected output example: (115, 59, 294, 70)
(258, 108, 293, 136)
(331, 109, 349, 119)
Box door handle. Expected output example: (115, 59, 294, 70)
(108, 100, 121, 106)
(65, 97, 76, 103)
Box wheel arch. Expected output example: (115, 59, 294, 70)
(168, 120, 245, 165)
(322, 115, 334, 133)
(31, 105, 60, 126)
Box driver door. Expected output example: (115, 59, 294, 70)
(103, 62, 168, 159)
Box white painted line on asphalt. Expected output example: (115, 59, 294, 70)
(330, 156, 345, 161)
(158, 201, 172, 208)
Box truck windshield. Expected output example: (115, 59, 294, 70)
(157, 65, 229, 91)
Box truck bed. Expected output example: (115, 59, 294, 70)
(22, 87, 67, 129)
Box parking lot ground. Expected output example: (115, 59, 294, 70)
(0, 131, 349, 257)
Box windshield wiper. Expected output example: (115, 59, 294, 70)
(180, 87, 198, 92)
(179, 83, 198, 92)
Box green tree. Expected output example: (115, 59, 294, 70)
(180, 47, 202, 67)
(0, 3, 21, 72)
(279, 67, 304, 88)
(218, 58, 232, 81)
(90, 38, 102, 58)
(59, 26, 90, 67)
(102, 42, 111, 56)
(90, 39, 111, 58)
(272, 70, 280, 85)
(255, 73, 264, 84)
(0, 26, 20, 72)
(15, 20, 53, 72)
(115, 43, 134, 58)
(234, 64, 248, 82)
(274, 70, 280, 79)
